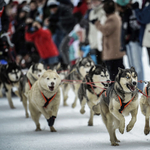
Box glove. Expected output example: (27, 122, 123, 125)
(132, 2, 139, 9)
(47, 116, 56, 126)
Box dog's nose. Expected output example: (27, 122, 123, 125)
(51, 82, 54, 86)
(132, 82, 137, 86)
(16, 76, 18, 79)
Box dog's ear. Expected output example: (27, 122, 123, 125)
(130, 66, 135, 71)
(89, 66, 95, 73)
(75, 57, 82, 65)
(115, 67, 123, 82)
(56, 63, 61, 70)
(32, 64, 35, 73)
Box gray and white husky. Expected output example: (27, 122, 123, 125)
(78, 64, 110, 126)
(94, 67, 139, 146)
(19, 63, 45, 117)
(64, 56, 95, 108)
(0, 62, 22, 108)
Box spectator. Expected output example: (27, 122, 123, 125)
(47, 0, 76, 62)
(88, 0, 106, 65)
(116, 0, 144, 90)
(73, 0, 88, 23)
(95, 0, 125, 81)
(134, 0, 150, 65)
(29, 1, 38, 20)
(25, 19, 59, 65)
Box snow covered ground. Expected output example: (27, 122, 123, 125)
(0, 48, 150, 150)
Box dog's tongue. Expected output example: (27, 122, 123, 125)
(130, 85, 135, 91)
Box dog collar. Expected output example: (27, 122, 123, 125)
(41, 92, 57, 108)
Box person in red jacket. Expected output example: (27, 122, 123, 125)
(25, 19, 59, 65)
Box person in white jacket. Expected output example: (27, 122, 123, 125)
(88, 0, 106, 65)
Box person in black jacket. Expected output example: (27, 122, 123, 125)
(47, 0, 76, 62)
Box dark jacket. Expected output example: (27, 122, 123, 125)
(49, 5, 76, 34)
(135, 1, 150, 46)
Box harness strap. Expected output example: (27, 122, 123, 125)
(105, 91, 107, 97)
(41, 92, 57, 108)
(28, 79, 32, 89)
(118, 95, 135, 113)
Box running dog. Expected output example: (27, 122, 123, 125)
(140, 82, 150, 135)
(78, 64, 110, 126)
(19, 63, 45, 118)
(28, 70, 61, 132)
(95, 67, 139, 146)
(0, 62, 22, 108)
(64, 56, 95, 108)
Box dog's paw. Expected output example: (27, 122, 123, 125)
(10, 106, 16, 109)
(88, 121, 93, 126)
(26, 113, 29, 118)
(80, 109, 85, 114)
(50, 126, 57, 132)
(35, 128, 42, 131)
(63, 102, 68, 106)
(144, 128, 149, 135)
(126, 124, 134, 132)
(119, 127, 124, 134)
(111, 142, 119, 146)
(72, 103, 76, 108)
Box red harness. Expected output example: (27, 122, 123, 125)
(89, 80, 106, 98)
(41, 92, 57, 108)
(28, 79, 32, 89)
(104, 91, 135, 113)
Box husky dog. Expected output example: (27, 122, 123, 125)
(51, 63, 70, 106)
(140, 82, 150, 135)
(19, 63, 45, 118)
(64, 56, 95, 108)
(78, 64, 110, 126)
(0, 62, 22, 108)
(28, 70, 61, 132)
(95, 67, 138, 146)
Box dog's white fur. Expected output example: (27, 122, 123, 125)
(80, 67, 110, 126)
(95, 68, 139, 146)
(28, 70, 61, 132)
(20, 63, 45, 118)
(140, 82, 150, 135)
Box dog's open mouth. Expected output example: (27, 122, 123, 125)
(101, 82, 109, 87)
(127, 84, 136, 92)
(48, 86, 54, 91)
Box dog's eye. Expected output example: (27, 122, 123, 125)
(47, 78, 49, 80)
(101, 75, 104, 77)
(54, 78, 56, 80)
(126, 76, 130, 79)
(39, 69, 41, 72)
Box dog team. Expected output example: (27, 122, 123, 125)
(0, 55, 150, 146)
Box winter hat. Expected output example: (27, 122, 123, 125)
(0, 0, 6, 10)
(116, 0, 130, 6)
(47, 0, 60, 8)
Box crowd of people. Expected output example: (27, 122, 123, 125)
(0, 0, 150, 90)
